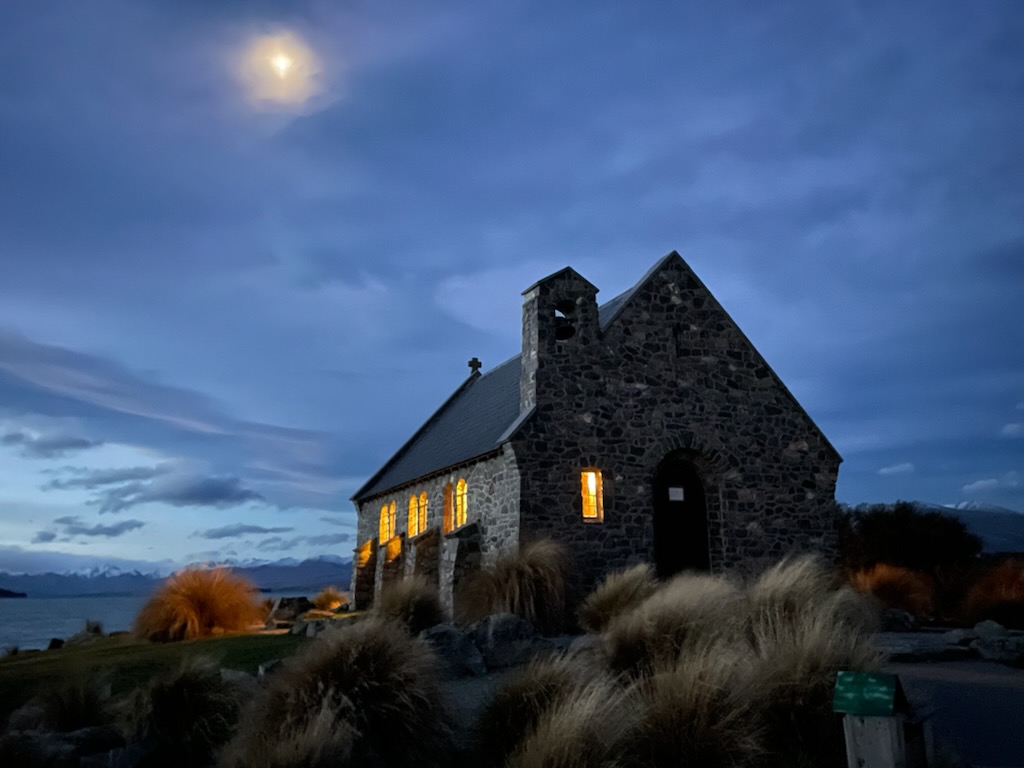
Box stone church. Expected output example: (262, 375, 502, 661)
(350, 252, 841, 612)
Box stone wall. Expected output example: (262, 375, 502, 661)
(352, 445, 521, 611)
(511, 255, 841, 591)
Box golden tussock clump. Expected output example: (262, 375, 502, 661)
(312, 585, 348, 611)
(577, 563, 658, 634)
(849, 562, 937, 619)
(457, 539, 571, 635)
(963, 558, 1024, 628)
(132, 567, 264, 643)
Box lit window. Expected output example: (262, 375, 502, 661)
(443, 482, 454, 533)
(408, 495, 420, 538)
(379, 503, 393, 541)
(455, 478, 468, 528)
(418, 491, 429, 533)
(581, 470, 604, 522)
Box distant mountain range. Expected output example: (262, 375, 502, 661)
(0, 556, 353, 598)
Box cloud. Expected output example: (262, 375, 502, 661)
(319, 515, 354, 528)
(45, 464, 173, 490)
(1001, 423, 1023, 438)
(254, 532, 349, 551)
(31, 530, 57, 543)
(304, 533, 350, 546)
(962, 478, 1000, 494)
(1, 429, 101, 458)
(194, 523, 295, 540)
(51, 515, 145, 538)
(962, 472, 1021, 495)
(94, 472, 264, 514)
(878, 462, 915, 476)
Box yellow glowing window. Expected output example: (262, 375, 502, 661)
(379, 501, 396, 541)
(443, 483, 454, 533)
(419, 491, 429, 533)
(455, 478, 468, 528)
(408, 495, 420, 538)
(581, 470, 604, 522)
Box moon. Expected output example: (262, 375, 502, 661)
(239, 32, 322, 108)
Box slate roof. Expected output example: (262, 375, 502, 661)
(351, 283, 640, 501)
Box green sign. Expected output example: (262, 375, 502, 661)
(832, 671, 908, 716)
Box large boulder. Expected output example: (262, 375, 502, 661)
(971, 634, 1024, 665)
(973, 620, 1009, 639)
(467, 613, 554, 670)
(267, 596, 314, 624)
(419, 623, 486, 677)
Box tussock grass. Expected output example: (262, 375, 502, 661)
(118, 657, 242, 766)
(312, 585, 348, 612)
(37, 670, 112, 732)
(459, 540, 571, 635)
(615, 645, 765, 768)
(748, 567, 884, 768)
(476, 654, 604, 768)
(577, 563, 657, 634)
(370, 576, 444, 635)
(849, 563, 936, 619)
(963, 559, 1024, 628)
(133, 568, 264, 643)
(602, 572, 747, 675)
(221, 616, 452, 768)
(505, 675, 633, 768)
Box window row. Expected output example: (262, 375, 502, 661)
(378, 478, 469, 542)
(377, 469, 604, 542)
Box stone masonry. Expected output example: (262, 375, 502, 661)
(351, 252, 841, 611)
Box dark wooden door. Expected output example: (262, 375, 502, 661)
(653, 453, 710, 577)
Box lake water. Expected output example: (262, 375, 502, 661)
(0, 595, 148, 651)
(0, 591, 308, 651)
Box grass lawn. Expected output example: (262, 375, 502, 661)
(0, 631, 309, 725)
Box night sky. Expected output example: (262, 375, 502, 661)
(1, 1, 1022, 574)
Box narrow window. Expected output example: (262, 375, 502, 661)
(379, 503, 392, 541)
(419, 491, 429, 533)
(443, 482, 454, 533)
(455, 478, 468, 528)
(581, 470, 604, 522)
(408, 495, 420, 538)
(389, 501, 396, 538)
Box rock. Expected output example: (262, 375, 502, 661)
(880, 608, 918, 632)
(467, 613, 552, 670)
(566, 633, 603, 661)
(270, 596, 315, 623)
(47, 637, 64, 651)
(5, 700, 45, 731)
(80, 743, 145, 768)
(289, 618, 308, 636)
(306, 620, 327, 637)
(974, 620, 1009, 639)
(970, 635, 1024, 665)
(258, 659, 283, 679)
(420, 623, 486, 677)
(0, 730, 76, 768)
(63, 725, 125, 756)
(943, 628, 977, 646)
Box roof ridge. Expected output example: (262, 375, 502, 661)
(350, 370, 482, 500)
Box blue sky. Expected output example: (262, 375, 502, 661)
(1, 1, 1021, 573)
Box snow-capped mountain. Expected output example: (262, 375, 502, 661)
(0, 555, 353, 598)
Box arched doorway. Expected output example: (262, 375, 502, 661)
(653, 452, 710, 577)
